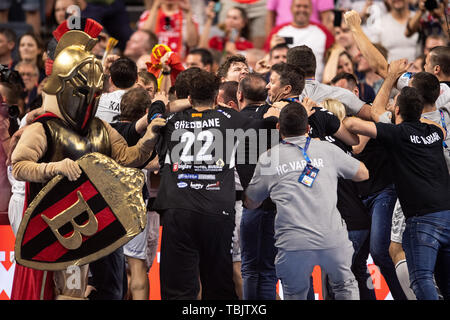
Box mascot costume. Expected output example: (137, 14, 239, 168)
(10, 18, 166, 300)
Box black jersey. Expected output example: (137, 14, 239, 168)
(152, 106, 277, 218)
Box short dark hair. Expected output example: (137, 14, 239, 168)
(270, 63, 306, 95)
(410, 72, 440, 105)
(0, 27, 16, 44)
(217, 54, 248, 79)
(174, 67, 202, 99)
(330, 72, 358, 89)
(397, 87, 424, 122)
(189, 70, 221, 105)
(429, 46, 450, 76)
(188, 48, 214, 67)
(270, 43, 289, 57)
(110, 57, 138, 89)
(120, 87, 151, 122)
(138, 70, 158, 91)
(219, 81, 239, 106)
(239, 73, 267, 102)
(286, 45, 316, 77)
(279, 102, 309, 137)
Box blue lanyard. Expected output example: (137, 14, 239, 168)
(281, 137, 312, 163)
(282, 97, 299, 103)
(439, 110, 448, 148)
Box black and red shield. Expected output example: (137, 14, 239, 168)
(15, 152, 147, 271)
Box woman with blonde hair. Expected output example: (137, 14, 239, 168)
(321, 98, 347, 121)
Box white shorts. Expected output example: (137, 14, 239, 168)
(145, 210, 160, 269)
(390, 199, 406, 244)
(232, 200, 243, 263)
(124, 216, 149, 261)
(8, 193, 25, 236)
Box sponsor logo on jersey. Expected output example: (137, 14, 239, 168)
(216, 158, 225, 168)
(191, 113, 202, 118)
(177, 182, 188, 188)
(190, 182, 203, 190)
(178, 163, 192, 170)
(177, 174, 216, 180)
(178, 173, 198, 179)
(217, 109, 231, 118)
(194, 165, 223, 172)
(206, 182, 220, 190)
(172, 162, 179, 172)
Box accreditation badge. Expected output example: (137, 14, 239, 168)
(298, 164, 319, 188)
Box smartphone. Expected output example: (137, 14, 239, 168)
(212, 0, 221, 13)
(334, 10, 342, 27)
(283, 37, 293, 45)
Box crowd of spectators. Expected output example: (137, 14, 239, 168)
(1, 0, 449, 301)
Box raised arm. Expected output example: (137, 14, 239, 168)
(405, 0, 426, 37)
(371, 58, 409, 123)
(140, 0, 161, 32)
(180, 0, 199, 48)
(198, 1, 216, 49)
(344, 10, 388, 78)
(343, 116, 378, 139)
(322, 44, 346, 84)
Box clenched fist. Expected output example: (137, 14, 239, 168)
(142, 117, 167, 148)
(344, 10, 362, 31)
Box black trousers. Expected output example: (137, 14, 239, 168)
(87, 247, 127, 300)
(160, 208, 238, 300)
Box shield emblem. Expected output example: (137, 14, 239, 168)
(15, 152, 147, 271)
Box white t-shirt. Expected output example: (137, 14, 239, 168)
(300, 79, 366, 116)
(270, 22, 333, 81)
(368, 11, 419, 62)
(436, 83, 450, 110)
(95, 89, 126, 123)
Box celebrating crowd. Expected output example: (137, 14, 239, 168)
(0, 0, 449, 301)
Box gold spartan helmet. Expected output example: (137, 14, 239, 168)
(44, 30, 104, 133)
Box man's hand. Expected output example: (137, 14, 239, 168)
(153, 91, 169, 106)
(103, 54, 120, 75)
(160, 52, 172, 73)
(254, 56, 271, 74)
(270, 35, 286, 49)
(301, 97, 317, 117)
(344, 10, 362, 31)
(264, 102, 288, 118)
(25, 107, 45, 125)
(142, 117, 167, 147)
(387, 58, 411, 80)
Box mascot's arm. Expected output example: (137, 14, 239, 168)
(11, 122, 82, 182)
(11, 123, 52, 183)
(104, 117, 166, 167)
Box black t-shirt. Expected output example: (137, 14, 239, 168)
(329, 136, 371, 230)
(152, 106, 277, 217)
(354, 138, 393, 198)
(111, 121, 142, 146)
(308, 106, 341, 139)
(238, 103, 278, 212)
(278, 99, 341, 139)
(376, 121, 450, 218)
